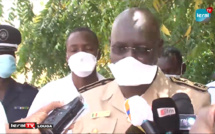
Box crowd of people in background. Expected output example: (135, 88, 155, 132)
(0, 7, 215, 133)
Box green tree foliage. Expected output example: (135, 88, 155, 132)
(0, 0, 3, 18)
(1, 0, 215, 87)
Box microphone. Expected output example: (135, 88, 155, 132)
(172, 93, 196, 132)
(172, 93, 194, 114)
(152, 97, 180, 133)
(124, 95, 159, 134)
(125, 125, 147, 134)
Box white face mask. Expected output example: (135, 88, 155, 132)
(68, 52, 97, 77)
(165, 74, 181, 78)
(108, 57, 158, 86)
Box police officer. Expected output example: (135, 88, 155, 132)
(72, 8, 210, 133)
(0, 25, 38, 122)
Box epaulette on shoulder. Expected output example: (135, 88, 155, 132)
(79, 78, 114, 93)
(170, 77, 208, 92)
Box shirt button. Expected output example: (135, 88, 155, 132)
(92, 128, 98, 133)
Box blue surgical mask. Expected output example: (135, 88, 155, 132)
(0, 54, 16, 78)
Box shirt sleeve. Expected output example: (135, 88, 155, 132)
(27, 84, 53, 117)
(0, 124, 6, 133)
(0, 102, 7, 133)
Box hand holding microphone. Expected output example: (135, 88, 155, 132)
(173, 93, 215, 133)
(190, 104, 215, 133)
(124, 95, 159, 134)
(5, 101, 65, 134)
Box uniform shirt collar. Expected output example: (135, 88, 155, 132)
(101, 68, 170, 107)
(5, 78, 23, 92)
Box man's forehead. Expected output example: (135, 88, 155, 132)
(68, 32, 96, 44)
(66, 32, 99, 50)
(161, 56, 179, 66)
(69, 31, 91, 39)
(158, 57, 176, 69)
(133, 11, 147, 30)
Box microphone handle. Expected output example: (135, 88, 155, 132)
(141, 120, 159, 134)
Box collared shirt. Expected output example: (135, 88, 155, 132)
(2, 78, 38, 122)
(0, 102, 7, 133)
(27, 73, 105, 117)
(206, 81, 215, 104)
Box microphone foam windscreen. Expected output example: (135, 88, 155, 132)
(172, 93, 194, 114)
(152, 98, 179, 132)
(124, 95, 153, 126)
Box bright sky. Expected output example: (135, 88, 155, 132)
(1, 0, 48, 28)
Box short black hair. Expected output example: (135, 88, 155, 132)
(67, 27, 99, 45)
(161, 46, 182, 65)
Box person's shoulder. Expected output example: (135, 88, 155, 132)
(22, 82, 37, 89)
(17, 82, 38, 98)
(19, 82, 38, 92)
(169, 77, 208, 92)
(79, 78, 114, 94)
(39, 75, 70, 91)
(47, 75, 70, 85)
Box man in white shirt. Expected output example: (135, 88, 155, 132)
(0, 102, 7, 133)
(28, 27, 105, 116)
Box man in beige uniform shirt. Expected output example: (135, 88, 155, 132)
(72, 8, 210, 133)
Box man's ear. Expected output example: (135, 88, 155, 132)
(12, 51, 16, 58)
(158, 39, 164, 58)
(182, 62, 186, 75)
(109, 37, 111, 44)
(66, 53, 69, 63)
(97, 50, 101, 61)
(109, 37, 113, 62)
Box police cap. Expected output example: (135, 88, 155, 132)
(0, 25, 21, 52)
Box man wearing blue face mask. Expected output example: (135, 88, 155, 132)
(0, 25, 38, 122)
(27, 27, 106, 117)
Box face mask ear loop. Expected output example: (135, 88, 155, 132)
(180, 63, 183, 76)
(96, 50, 98, 59)
(96, 50, 100, 60)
